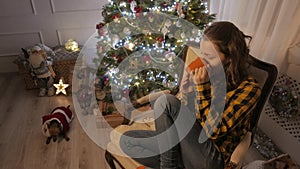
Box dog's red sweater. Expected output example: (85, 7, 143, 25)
(42, 106, 73, 132)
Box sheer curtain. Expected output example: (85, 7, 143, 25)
(209, 0, 300, 72)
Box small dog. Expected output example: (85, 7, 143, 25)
(42, 105, 73, 144)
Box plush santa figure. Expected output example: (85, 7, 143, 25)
(42, 105, 73, 137)
(22, 44, 56, 97)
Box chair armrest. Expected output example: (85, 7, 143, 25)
(229, 132, 252, 168)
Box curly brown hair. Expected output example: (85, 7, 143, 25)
(203, 21, 252, 90)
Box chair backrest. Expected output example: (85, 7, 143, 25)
(247, 55, 278, 135)
(230, 55, 278, 166)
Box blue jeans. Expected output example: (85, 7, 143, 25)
(120, 94, 224, 169)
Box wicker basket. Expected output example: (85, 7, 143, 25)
(15, 45, 80, 90)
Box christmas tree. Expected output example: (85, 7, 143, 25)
(94, 0, 215, 114)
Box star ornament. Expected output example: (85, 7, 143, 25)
(54, 78, 69, 95)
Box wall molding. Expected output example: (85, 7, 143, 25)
(30, 0, 37, 15)
(0, 53, 19, 58)
(50, 0, 99, 14)
(0, 31, 43, 57)
(0, 0, 37, 16)
(0, 31, 43, 40)
(49, 0, 56, 14)
(56, 30, 62, 45)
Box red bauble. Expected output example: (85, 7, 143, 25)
(96, 23, 104, 29)
(134, 6, 143, 13)
(162, 2, 167, 7)
(113, 54, 118, 61)
(143, 55, 151, 64)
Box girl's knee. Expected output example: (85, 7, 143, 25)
(154, 94, 181, 118)
(155, 94, 179, 107)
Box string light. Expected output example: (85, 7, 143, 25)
(65, 39, 79, 52)
(95, 0, 215, 101)
(134, 82, 140, 86)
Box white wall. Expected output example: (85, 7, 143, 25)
(0, 0, 106, 73)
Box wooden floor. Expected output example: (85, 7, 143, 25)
(0, 73, 110, 169)
(0, 73, 265, 169)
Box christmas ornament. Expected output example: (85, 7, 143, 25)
(176, 2, 185, 18)
(112, 13, 121, 23)
(142, 29, 150, 35)
(148, 15, 154, 22)
(192, 28, 199, 35)
(110, 67, 119, 75)
(164, 19, 172, 27)
(119, 1, 127, 7)
(176, 20, 182, 27)
(124, 42, 135, 51)
(97, 24, 108, 36)
(113, 54, 119, 61)
(54, 78, 69, 95)
(168, 64, 175, 70)
(165, 51, 176, 61)
(123, 27, 131, 35)
(143, 55, 151, 65)
(96, 22, 105, 30)
(103, 75, 110, 86)
(97, 44, 103, 53)
(168, 33, 174, 38)
(129, 57, 139, 68)
(161, 26, 169, 36)
(113, 17, 119, 23)
(181, 32, 186, 39)
(130, 0, 137, 12)
(111, 34, 120, 49)
(134, 6, 143, 13)
(121, 73, 127, 80)
(161, 19, 172, 36)
(161, 2, 168, 7)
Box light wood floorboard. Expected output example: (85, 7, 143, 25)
(0, 73, 109, 169)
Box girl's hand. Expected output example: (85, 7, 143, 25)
(192, 65, 210, 84)
(180, 70, 194, 93)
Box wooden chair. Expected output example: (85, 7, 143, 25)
(104, 48, 278, 169)
(229, 55, 278, 168)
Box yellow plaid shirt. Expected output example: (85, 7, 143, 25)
(195, 77, 261, 163)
